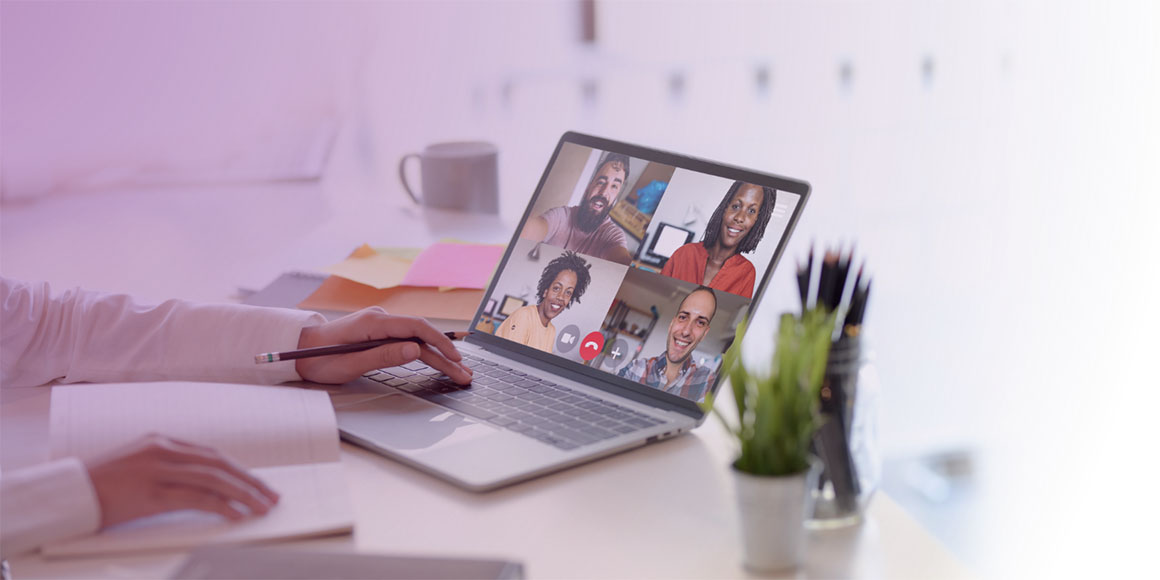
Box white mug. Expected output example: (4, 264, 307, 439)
(398, 141, 500, 214)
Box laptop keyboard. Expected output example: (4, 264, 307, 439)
(362, 353, 665, 450)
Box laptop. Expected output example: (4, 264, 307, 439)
(334, 131, 810, 491)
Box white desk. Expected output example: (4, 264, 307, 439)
(2, 385, 966, 579)
(0, 182, 969, 578)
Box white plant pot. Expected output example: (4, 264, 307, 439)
(732, 466, 818, 572)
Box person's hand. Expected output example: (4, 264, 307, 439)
(295, 307, 472, 385)
(84, 434, 279, 529)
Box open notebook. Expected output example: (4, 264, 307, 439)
(43, 382, 352, 558)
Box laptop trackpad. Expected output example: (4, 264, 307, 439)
(335, 393, 497, 452)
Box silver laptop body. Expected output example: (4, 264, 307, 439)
(335, 132, 810, 491)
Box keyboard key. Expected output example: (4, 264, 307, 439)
(533, 432, 568, 447)
(490, 416, 517, 427)
(551, 427, 596, 443)
(490, 403, 519, 414)
(401, 362, 427, 371)
(560, 418, 588, 430)
(423, 394, 497, 420)
(509, 411, 538, 423)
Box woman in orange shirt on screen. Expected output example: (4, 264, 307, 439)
(660, 181, 776, 299)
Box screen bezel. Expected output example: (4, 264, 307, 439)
(465, 131, 811, 419)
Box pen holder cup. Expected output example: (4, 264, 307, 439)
(808, 334, 881, 528)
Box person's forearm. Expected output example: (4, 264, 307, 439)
(1, 278, 323, 387)
(0, 458, 100, 557)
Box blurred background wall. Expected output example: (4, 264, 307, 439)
(3, 1, 1157, 576)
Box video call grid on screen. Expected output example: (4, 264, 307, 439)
(474, 134, 805, 406)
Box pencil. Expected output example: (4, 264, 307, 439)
(254, 332, 458, 364)
(796, 259, 810, 312)
(819, 249, 840, 311)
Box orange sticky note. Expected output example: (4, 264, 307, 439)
(299, 276, 482, 321)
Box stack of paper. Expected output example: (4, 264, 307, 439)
(298, 242, 505, 322)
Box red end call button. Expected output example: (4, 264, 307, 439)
(579, 331, 605, 361)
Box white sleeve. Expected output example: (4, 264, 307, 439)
(0, 457, 101, 558)
(0, 277, 326, 388)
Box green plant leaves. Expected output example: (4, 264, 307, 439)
(705, 308, 836, 477)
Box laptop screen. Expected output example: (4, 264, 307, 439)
(472, 133, 807, 408)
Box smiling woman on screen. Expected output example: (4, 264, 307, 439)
(495, 252, 592, 353)
(660, 181, 776, 299)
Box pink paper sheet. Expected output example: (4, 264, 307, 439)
(401, 243, 505, 289)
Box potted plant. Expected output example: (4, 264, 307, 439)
(706, 308, 836, 572)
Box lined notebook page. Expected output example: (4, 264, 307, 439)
(42, 463, 353, 558)
(49, 382, 340, 468)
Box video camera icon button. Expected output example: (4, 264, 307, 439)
(556, 324, 580, 354)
